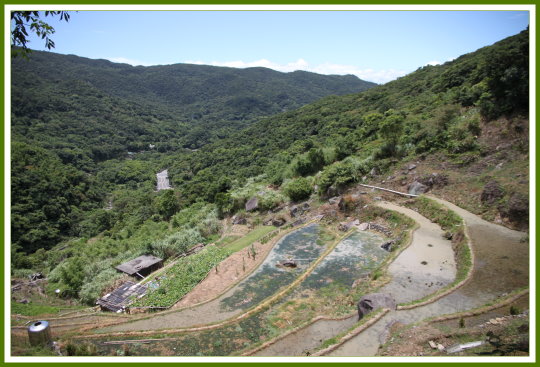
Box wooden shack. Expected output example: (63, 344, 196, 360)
(115, 255, 163, 278)
(96, 281, 147, 312)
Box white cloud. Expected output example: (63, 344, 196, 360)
(425, 56, 456, 67)
(106, 57, 154, 66)
(184, 58, 407, 84)
(106, 56, 408, 84)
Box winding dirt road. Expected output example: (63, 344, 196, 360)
(328, 197, 528, 356)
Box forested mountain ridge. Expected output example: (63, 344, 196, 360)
(168, 28, 529, 205)
(10, 49, 375, 257)
(12, 51, 375, 151)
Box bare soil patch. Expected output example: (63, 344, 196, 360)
(173, 235, 277, 309)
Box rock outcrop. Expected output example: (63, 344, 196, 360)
(481, 180, 504, 204)
(500, 192, 528, 225)
(245, 197, 259, 212)
(408, 181, 428, 196)
(265, 217, 286, 227)
(357, 293, 397, 319)
(339, 219, 360, 232)
(290, 202, 310, 217)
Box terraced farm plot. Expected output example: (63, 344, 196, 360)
(264, 230, 389, 332)
(300, 230, 388, 290)
(133, 246, 230, 308)
(219, 223, 325, 312)
(92, 310, 274, 356)
(220, 226, 276, 252)
(87, 228, 391, 356)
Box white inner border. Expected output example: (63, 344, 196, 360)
(4, 3, 536, 364)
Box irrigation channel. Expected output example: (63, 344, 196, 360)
(84, 198, 528, 357)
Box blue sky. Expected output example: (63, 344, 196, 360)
(20, 8, 530, 83)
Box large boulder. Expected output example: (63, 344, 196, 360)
(28, 272, 45, 281)
(231, 215, 247, 225)
(481, 180, 504, 204)
(358, 222, 369, 231)
(277, 260, 297, 268)
(272, 217, 287, 227)
(408, 181, 428, 196)
(328, 196, 340, 205)
(381, 240, 396, 252)
(500, 192, 528, 225)
(418, 173, 449, 188)
(339, 219, 360, 232)
(245, 197, 259, 212)
(357, 293, 397, 319)
(290, 205, 300, 217)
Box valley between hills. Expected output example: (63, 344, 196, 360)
(10, 29, 530, 358)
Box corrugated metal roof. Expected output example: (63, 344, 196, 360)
(115, 255, 163, 275)
(96, 281, 147, 312)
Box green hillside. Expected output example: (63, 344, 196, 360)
(168, 28, 529, 206)
(12, 51, 375, 152)
(10, 51, 375, 256)
(10, 29, 529, 305)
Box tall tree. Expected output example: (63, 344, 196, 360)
(11, 11, 70, 56)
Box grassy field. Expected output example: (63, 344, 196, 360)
(215, 235, 241, 247)
(221, 226, 276, 253)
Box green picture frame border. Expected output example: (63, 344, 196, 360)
(1, 2, 536, 366)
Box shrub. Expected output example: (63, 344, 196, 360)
(197, 208, 222, 238)
(78, 268, 123, 305)
(510, 305, 521, 315)
(257, 190, 286, 211)
(148, 228, 204, 260)
(293, 148, 325, 176)
(283, 177, 313, 202)
(317, 160, 359, 195)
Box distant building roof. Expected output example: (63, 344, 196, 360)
(96, 281, 147, 312)
(115, 255, 163, 276)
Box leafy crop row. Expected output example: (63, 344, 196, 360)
(133, 246, 230, 308)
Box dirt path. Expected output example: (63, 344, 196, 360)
(328, 197, 528, 356)
(376, 202, 457, 303)
(156, 169, 171, 191)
